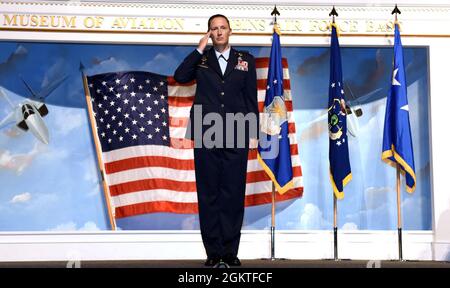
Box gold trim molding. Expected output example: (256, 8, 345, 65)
(1, 26, 450, 38)
(1, 1, 450, 38)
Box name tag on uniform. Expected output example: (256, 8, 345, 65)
(235, 60, 248, 72)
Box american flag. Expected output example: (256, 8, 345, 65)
(87, 58, 303, 219)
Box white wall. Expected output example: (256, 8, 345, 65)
(428, 39, 450, 261)
(0, 230, 435, 262)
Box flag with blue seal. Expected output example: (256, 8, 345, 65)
(328, 23, 352, 199)
(257, 25, 294, 194)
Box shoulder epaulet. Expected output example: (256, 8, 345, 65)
(235, 50, 252, 60)
(235, 50, 249, 56)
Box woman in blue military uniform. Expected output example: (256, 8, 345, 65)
(174, 14, 258, 267)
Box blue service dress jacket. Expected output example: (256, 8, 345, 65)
(174, 47, 258, 148)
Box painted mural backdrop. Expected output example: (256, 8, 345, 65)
(0, 42, 430, 231)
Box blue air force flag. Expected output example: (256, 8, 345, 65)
(257, 25, 294, 194)
(382, 23, 416, 193)
(328, 24, 352, 199)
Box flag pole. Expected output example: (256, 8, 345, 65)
(329, 5, 340, 262)
(333, 194, 338, 260)
(260, 5, 292, 262)
(269, 5, 280, 261)
(391, 4, 404, 262)
(79, 63, 116, 230)
(396, 165, 403, 261)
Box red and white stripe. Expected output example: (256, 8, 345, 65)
(102, 57, 303, 218)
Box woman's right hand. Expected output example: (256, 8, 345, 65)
(197, 31, 211, 53)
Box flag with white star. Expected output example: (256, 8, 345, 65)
(382, 23, 416, 193)
(328, 23, 352, 199)
(87, 71, 170, 152)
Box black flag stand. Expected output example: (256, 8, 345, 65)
(391, 4, 405, 262)
(333, 195, 339, 261)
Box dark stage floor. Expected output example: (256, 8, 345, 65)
(1, 259, 449, 268)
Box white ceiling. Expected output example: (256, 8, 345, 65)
(9, 0, 450, 7)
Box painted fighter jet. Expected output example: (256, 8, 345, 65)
(0, 75, 68, 144)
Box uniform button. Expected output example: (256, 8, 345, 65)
(221, 92, 225, 96)
(221, 104, 224, 108)
(222, 80, 225, 83)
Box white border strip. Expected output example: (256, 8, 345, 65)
(0, 230, 440, 262)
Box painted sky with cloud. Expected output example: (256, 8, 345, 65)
(0, 42, 431, 231)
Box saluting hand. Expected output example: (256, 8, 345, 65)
(197, 31, 211, 53)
